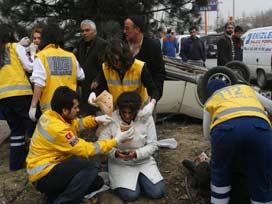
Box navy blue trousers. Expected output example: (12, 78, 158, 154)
(0, 95, 35, 170)
(37, 156, 104, 204)
(210, 117, 272, 203)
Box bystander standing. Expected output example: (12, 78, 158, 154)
(232, 25, 244, 61)
(162, 28, 179, 57)
(180, 26, 206, 67)
(75, 19, 108, 116)
(217, 22, 235, 66)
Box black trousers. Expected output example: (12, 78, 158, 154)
(37, 156, 104, 204)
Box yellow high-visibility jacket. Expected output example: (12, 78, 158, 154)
(37, 44, 77, 111)
(0, 43, 32, 99)
(102, 59, 148, 106)
(26, 109, 117, 183)
(205, 84, 270, 130)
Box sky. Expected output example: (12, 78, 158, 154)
(204, 0, 272, 29)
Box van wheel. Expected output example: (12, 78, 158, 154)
(197, 66, 238, 104)
(225, 61, 250, 82)
(257, 70, 267, 88)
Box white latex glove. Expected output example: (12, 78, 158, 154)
(19, 36, 31, 47)
(138, 99, 156, 119)
(88, 92, 98, 107)
(29, 106, 37, 122)
(95, 115, 113, 126)
(115, 127, 134, 145)
(29, 43, 38, 56)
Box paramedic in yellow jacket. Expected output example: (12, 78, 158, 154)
(203, 79, 272, 204)
(88, 39, 159, 119)
(26, 86, 134, 204)
(0, 23, 36, 171)
(28, 23, 85, 121)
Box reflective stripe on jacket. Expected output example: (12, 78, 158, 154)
(26, 109, 117, 182)
(102, 59, 148, 106)
(37, 44, 77, 111)
(0, 43, 32, 99)
(205, 84, 271, 130)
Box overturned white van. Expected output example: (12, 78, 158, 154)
(243, 26, 272, 88)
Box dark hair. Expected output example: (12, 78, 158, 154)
(189, 26, 198, 32)
(39, 23, 64, 50)
(127, 15, 145, 32)
(117, 91, 142, 114)
(224, 22, 235, 29)
(104, 39, 133, 71)
(0, 23, 17, 67)
(234, 26, 243, 33)
(51, 86, 79, 114)
(167, 28, 172, 34)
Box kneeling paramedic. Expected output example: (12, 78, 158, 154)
(26, 86, 133, 204)
(203, 79, 272, 204)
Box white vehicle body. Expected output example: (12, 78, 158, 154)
(242, 26, 272, 87)
(157, 56, 206, 119)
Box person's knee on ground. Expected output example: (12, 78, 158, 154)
(143, 180, 166, 199)
(85, 175, 104, 195)
(116, 187, 140, 201)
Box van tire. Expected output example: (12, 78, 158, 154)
(225, 61, 250, 82)
(257, 70, 267, 88)
(197, 66, 238, 104)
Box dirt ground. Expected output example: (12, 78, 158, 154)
(0, 115, 210, 204)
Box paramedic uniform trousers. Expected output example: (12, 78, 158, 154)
(210, 117, 272, 204)
(0, 95, 35, 170)
(36, 156, 104, 204)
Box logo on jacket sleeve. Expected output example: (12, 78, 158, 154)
(65, 132, 73, 140)
(69, 137, 79, 146)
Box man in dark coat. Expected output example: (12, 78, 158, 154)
(75, 19, 107, 115)
(123, 15, 165, 101)
(232, 26, 244, 61)
(180, 26, 206, 67)
(217, 22, 235, 66)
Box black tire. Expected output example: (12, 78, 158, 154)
(197, 66, 238, 104)
(225, 60, 250, 82)
(257, 70, 267, 88)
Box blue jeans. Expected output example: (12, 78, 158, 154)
(116, 173, 165, 201)
(37, 156, 104, 204)
(210, 117, 272, 203)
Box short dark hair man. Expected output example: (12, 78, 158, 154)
(123, 15, 165, 101)
(180, 26, 206, 67)
(232, 25, 244, 61)
(217, 22, 235, 66)
(26, 86, 133, 204)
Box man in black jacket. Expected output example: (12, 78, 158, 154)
(217, 22, 235, 66)
(123, 15, 165, 101)
(232, 26, 244, 61)
(180, 26, 206, 67)
(75, 19, 108, 115)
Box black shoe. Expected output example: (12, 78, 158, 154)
(182, 159, 196, 175)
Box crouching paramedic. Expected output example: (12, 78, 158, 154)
(203, 79, 272, 204)
(26, 86, 134, 204)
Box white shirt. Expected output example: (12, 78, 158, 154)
(30, 57, 85, 87)
(16, 44, 33, 73)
